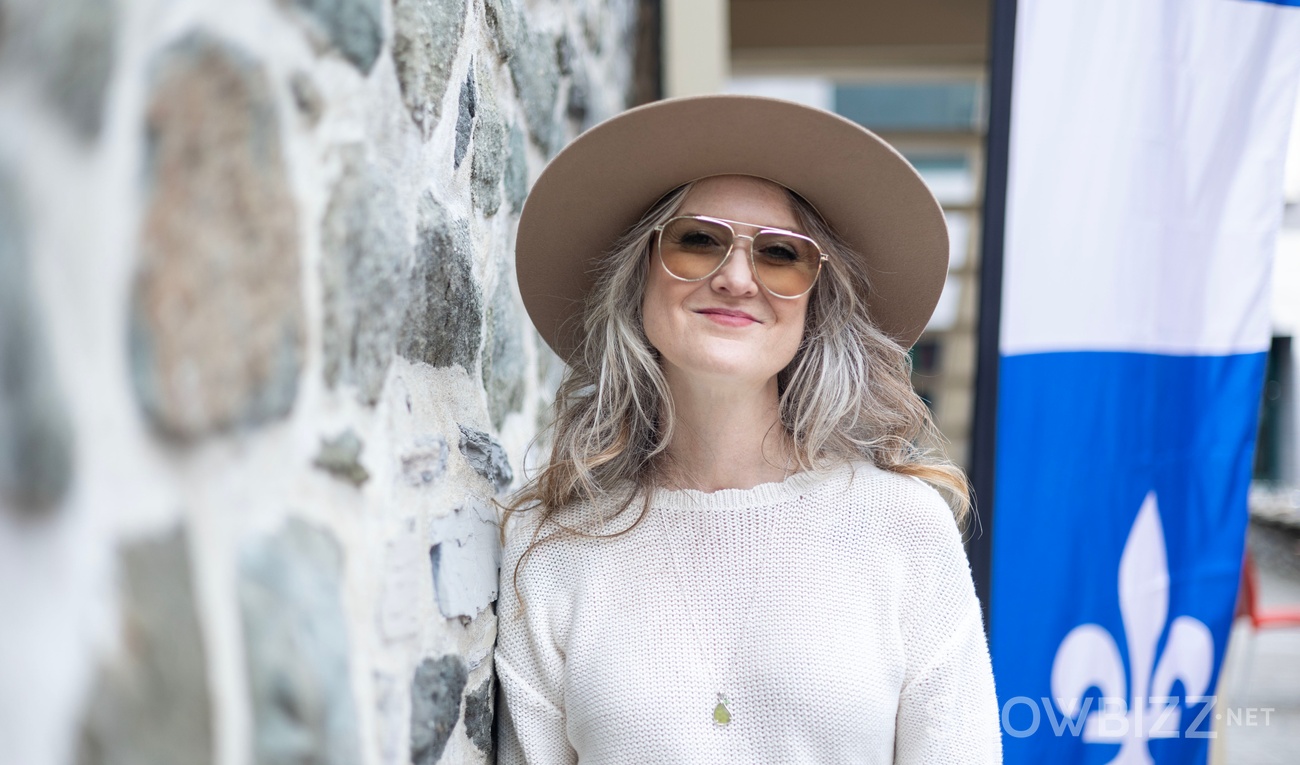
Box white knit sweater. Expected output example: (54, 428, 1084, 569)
(494, 461, 1002, 764)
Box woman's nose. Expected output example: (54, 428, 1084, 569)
(710, 238, 760, 296)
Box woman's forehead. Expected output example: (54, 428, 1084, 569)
(678, 175, 801, 228)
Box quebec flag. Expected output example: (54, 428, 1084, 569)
(990, 1, 1300, 763)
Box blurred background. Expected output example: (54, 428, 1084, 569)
(1, 1, 1297, 764)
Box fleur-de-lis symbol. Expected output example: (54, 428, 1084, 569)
(1050, 492, 1215, 763)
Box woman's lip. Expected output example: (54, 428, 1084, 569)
(694, 308, 760, 325)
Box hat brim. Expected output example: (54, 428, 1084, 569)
(516, 94, 949, 362)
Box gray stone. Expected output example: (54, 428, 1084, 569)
(462, 677, 494, 756)
(410, 655, 468, 765)
(279, 0, 383, 74)
(76, 527, 213, 765)
(289, 70, 323, 127)
(320, 148, 409, 405)
(483, 0, 520, 60)
(0, 170, 74, 516)
(482, 279, 525, 429)
(581, 3, 605, 56)
(555, 34, 575, 76)
(239, 518, 362, 765)
(566, 65, 590, 125)
(401, 434, 448, 487)
(503, 123, 529, 214)
(454, 67, 476, 169)
(312, 429, 370, 486)
(429, 498, 501, 619)
(130, 33, 304, 442)
(470, 63, 507, 216)
(2, 0, 117, 141)
(397, 194, 482, 372)
(507, 23, 562, 155)
(392, 0, 467, 140)
(457, 424, 512, 492)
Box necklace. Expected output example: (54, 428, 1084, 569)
(650, 479, 798, 728)
(651, 507, 743, 726)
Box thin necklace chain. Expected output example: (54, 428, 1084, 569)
(650, 470, 797, 728)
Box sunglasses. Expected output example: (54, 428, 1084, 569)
(653, 215, 828, 299)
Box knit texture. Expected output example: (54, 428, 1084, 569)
(495, 461, 1003, 764)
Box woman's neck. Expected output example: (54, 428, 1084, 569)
(659, 368, 794, 492)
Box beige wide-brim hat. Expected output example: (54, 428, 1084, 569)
(516, 94, 948, 362)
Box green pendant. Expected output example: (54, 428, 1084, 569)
(712, 694, 731, 726)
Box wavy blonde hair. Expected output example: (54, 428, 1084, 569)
(502, 180, 970, 592)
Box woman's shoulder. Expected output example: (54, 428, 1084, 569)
(834, 460, 963, 544)
(499, 489, 643, 566)
(838, 459, 952, 511)
(830, 463, 977, 620)
(498, 491, 649, 626)
(497, 502, 587, 619)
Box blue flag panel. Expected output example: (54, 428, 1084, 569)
(991, 351, 1266, 764)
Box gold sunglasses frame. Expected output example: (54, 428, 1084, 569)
(652, 214, 829, 299)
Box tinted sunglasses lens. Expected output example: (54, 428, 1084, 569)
(658, 217, 734, 279)
(752, 232, 822, 297)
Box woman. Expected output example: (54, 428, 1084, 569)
(495, 95, 1001, 764)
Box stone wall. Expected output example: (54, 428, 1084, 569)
(0, 1, 638, 763)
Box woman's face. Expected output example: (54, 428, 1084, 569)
(641, 175, 812, 388)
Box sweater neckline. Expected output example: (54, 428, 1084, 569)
(648, 461, 862, 512)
